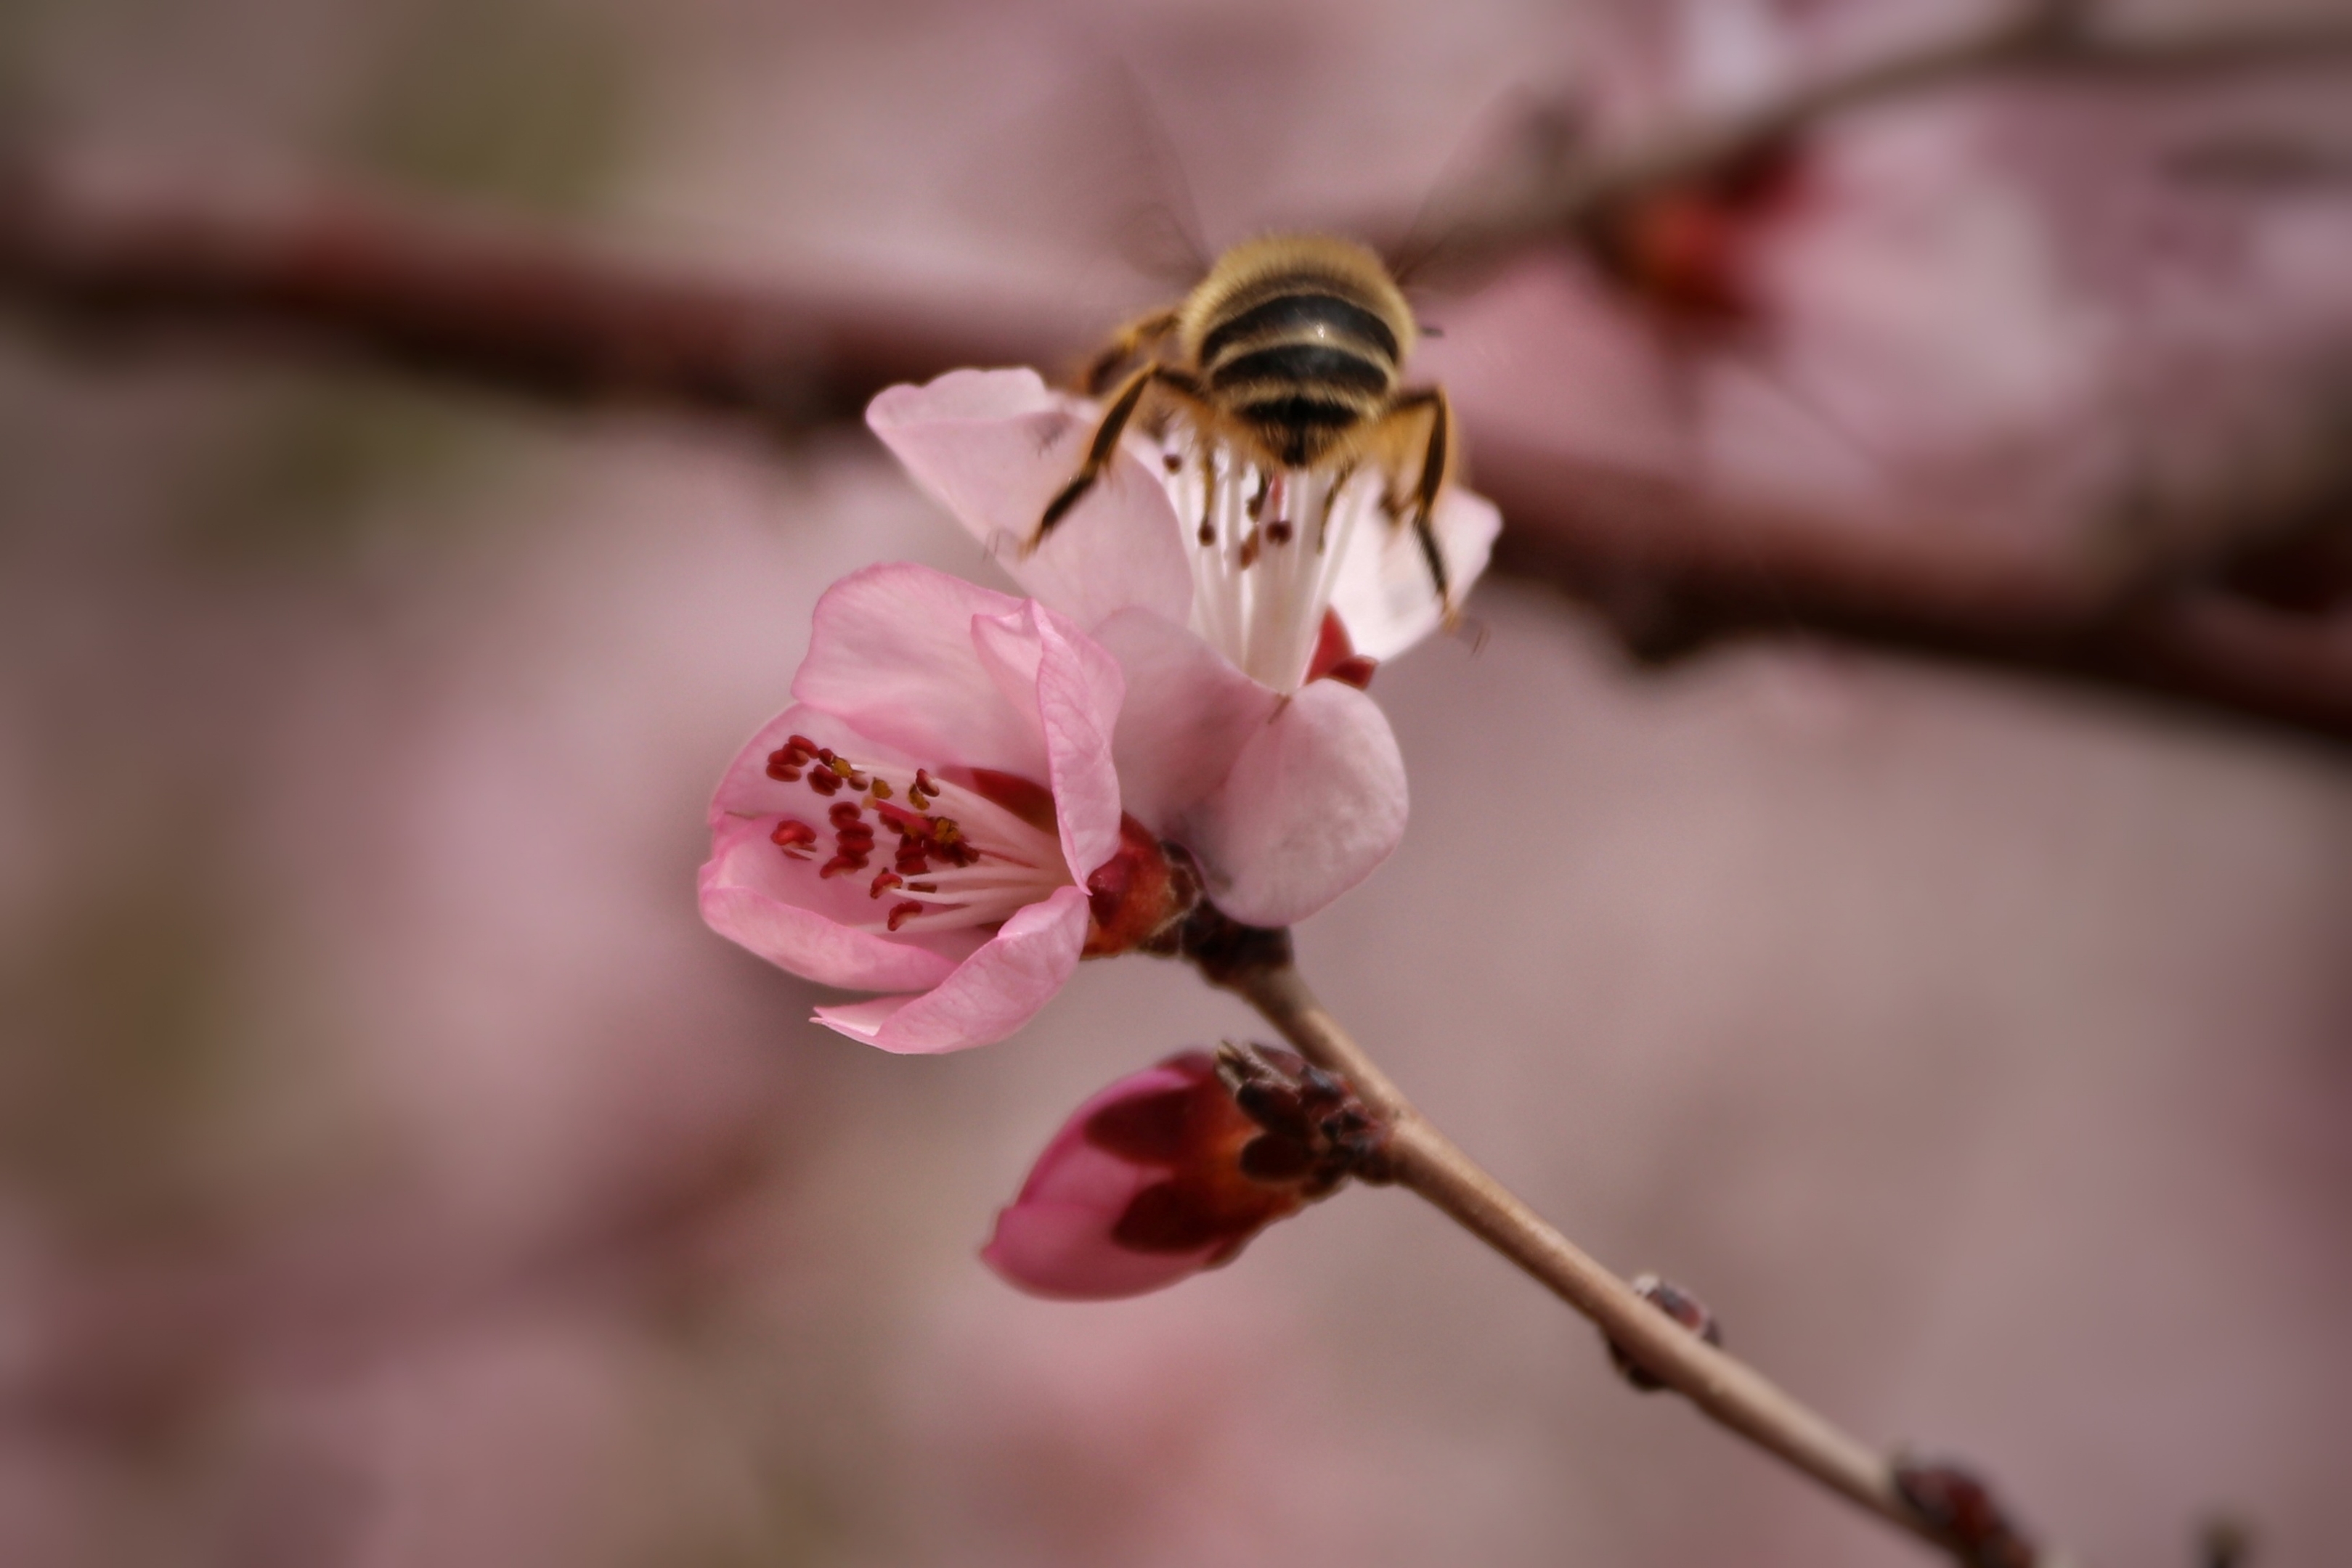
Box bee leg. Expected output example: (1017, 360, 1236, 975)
(1380, 387, 1457, 620)
(1081, 309, 1181, 396)
(1036, 364, 1155, 549)
(1035, 364, 1215, 550)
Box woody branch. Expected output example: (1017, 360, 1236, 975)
(5, 0, 2352, 746)
(1185, 926, 2054, 1567)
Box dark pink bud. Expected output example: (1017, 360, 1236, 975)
(982, 1045, 1380, 1300)
(1582, 137, 1809, 332)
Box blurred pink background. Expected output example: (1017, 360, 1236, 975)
(2, 1, 2348, 1564)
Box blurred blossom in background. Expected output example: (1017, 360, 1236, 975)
(2, 0, 2350, 1564)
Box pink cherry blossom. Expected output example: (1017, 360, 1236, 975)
(982, 1051, 1308, 1299)
(701, 562, 1198, 1054)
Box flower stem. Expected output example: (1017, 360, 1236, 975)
(1221, 957, 2037, 1563)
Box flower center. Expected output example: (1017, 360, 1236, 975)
(1152, 430, 1385, 693)
(764, 735, 1069, 935)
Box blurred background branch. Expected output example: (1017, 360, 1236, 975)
(7, 99, 2350, 744)
(1426, 1, 2352, 268)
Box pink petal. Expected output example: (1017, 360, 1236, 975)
(1089, 608, 1280, 833)
(790, 562, 1048, 779)
(699, 815, 974, 992)
(969, 603, 1128, 881)
(1328, 486, 1504, 661)
(865, 369, 1194, 629)
(981, 1061, 1221, 1299)
(813, 884, 1093, 1053)
(1179, 681, 1408, 928)
(984, 1196, 1221, 1300)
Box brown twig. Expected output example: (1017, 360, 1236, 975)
(1210, 947, 2061, 1567)
(1473, 439, 2352, 746)
(3, 156, 2348, 746)
(0, 158, 1082, 430)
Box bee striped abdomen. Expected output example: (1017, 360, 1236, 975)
(1197, 292, 1400, 365)
(1197, 279, 1401, 467)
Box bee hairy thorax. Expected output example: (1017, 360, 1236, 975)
(1187, 274, 1404, 468)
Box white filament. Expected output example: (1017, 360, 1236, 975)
(1157, 430, 1383, 693)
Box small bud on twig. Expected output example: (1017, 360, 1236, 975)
(1892, 1455, 2042, 1568)
(2199, 1515, 2253, 1568)
(1605, 1273, 1725, 1392)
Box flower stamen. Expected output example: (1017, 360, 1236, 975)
(1157, 427, 1383, 693)
(761, 738, 1070, 935)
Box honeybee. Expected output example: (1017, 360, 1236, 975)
(1034, 233, 1460, 616)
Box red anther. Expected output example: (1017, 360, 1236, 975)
(868, 870, 903, 899)
(765, 748, 804, 781)
(786, 735, 821, 758)
(886, 900, 925, 931)
(914, 769, 937, 794)
(1266, 520, 1293, 545)
(837, 831, 877, 855)
(895, 852, 930, 876)
(828, 801, 865, 828)
(844, 771, 870, 791)
(807, 770, 842, 797)
(906, 880, 938, 893)
(818, 853, 868, 879)
(770, 819, 818, 851)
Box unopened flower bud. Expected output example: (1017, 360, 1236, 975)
(1606, 1273, 1724, 1392)
(982, 1044, 1386, 1300)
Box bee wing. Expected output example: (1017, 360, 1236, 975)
(1099, 58, 1215, 286)
(947, 52, 1210, 298)
(1385, 87, 1590, 295)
